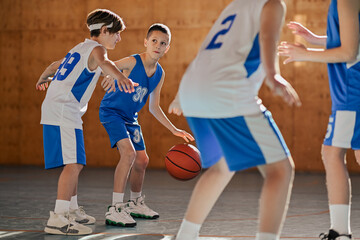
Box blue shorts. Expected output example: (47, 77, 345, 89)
(323, 110, 360, 149)
(186, 110, 290, 171)
(43, 124, 86, 169)
(102, 119, 145, 150)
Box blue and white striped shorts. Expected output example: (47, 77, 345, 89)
(42, 124, 86, 169)
(323, 110, 360, 149)
(186, 110, 290, 171)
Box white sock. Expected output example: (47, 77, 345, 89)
(130, 191, 142, 200)
(176, 219, 201, 240)
(70, 195, 79, 210)
(54, 199, 70, 214)
(256, 232, 279, 240)
(329, 204, 351, 234)
(112, 192, 124, 205)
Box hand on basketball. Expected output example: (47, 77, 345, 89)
(168, 95, 182, 116)
(36, 77, 52, 91)
(172, 128, 194, 143)
(265, 74, 302, 107)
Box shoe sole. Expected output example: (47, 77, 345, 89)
(105, 219, 136, 227)
(44, 227, 92, 235)
(130, 212, 159, 219)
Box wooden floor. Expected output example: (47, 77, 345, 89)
(0, 166, 359, 240)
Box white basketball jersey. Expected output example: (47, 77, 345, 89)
(40, 39, 103, 129)
(179, 0, 269, 118)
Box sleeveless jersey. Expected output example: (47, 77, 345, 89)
(99, 54, 163, 123)
(327, 0, 360, 111)
(41, 39, 103, 129)
(179, 0, 269, 118)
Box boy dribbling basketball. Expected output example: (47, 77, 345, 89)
(99, 23, 194, 227)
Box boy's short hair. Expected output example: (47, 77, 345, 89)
(87, 9, 125, 37)
(146, 23, 171, 44)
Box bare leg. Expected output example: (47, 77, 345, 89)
(129, 150, 149, 193)
(257, 157, 294, 234)
(57, 164, 83, 201)
(321, 145, 349, 204)
(184, 158, 235, 224)
(113, 138, 136, 193)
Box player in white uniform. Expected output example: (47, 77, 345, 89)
(36, 9, 137, 235)
(169, 0, 301, 240)
(279, 1, 360, 239)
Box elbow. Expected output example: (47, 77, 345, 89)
(343, 47, 359, 63)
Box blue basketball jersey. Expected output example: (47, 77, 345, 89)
(327, 0, 360, 111)
(99, 54, 163, 123)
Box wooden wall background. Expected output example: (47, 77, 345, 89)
(1, 0, 359, 173)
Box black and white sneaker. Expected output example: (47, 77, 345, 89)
(44, 211, 92, 235)
(319, 229, 352, 240)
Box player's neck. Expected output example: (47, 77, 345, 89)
(140, 52, 158, 69)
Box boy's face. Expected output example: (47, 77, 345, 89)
(144, 30, 170, 58)
(101, 29, 121, 50)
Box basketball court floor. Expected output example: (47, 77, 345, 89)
(0, 166, 359, 240)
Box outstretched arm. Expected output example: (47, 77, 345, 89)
(35, 60, 62, 91)
(149, 74, 194, 142)
(260, 0, 301, 107)
(91, 46, 138, 93)
(279, 0, 359, 64)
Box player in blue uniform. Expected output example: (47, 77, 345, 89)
(278, 0, 360, 239)
(36, 9, 137, 235)
(99, 23, 194, 227)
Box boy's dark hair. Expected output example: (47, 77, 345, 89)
(87, 9, 125, 37)
(146, 23, 171, 44)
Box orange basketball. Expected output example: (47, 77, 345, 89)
(165, 144, 202, 181)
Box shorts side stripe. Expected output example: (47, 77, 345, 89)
(332, 111, 355, 148)
(60, 126, 77, 165)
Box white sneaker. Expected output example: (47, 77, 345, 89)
(105, 203, 136, 227)
(44, 211, 92, 235)
(69, 206, 96, 225)
(127, 196, 159, 219)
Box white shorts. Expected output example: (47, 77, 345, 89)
(42, 124, 86, 169)
(323, 110, 360, 149)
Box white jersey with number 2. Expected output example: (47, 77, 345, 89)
(179, 0, 269, 118)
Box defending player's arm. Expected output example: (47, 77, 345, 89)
(149, 73, 194, 142)
(91, 46, 138, 93)
(260, 0, 301, 107)
(278, 0, 359, 64)
(36, 60, 62, 91)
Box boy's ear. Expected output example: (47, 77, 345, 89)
(144, 38, 148, 47)
(164, 45, 170, 54)
(100, 25, 108, 35)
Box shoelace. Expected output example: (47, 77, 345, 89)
(78, 206, 86, 216)
(63, 212, 76, 233)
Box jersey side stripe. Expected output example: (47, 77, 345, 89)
(71, 68, 96, 102)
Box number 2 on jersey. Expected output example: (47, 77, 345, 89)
(206, 14, 237, 50)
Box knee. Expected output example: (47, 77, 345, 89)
(134, 154, 149, 171)
(266, 158, 294, 184)
(64, 163, 83, 175)
(120, 149, 136, 166)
